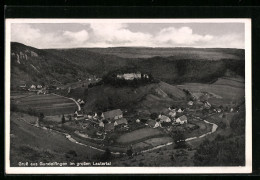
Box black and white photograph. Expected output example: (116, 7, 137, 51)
(5, 19, 252, 174)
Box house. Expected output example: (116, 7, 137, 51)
(159, 115, 171, 123)
(117, 72, 141, 80)
(99, 121, 104, 127)
(93, 113, 98, 120)
(114, 118, 128, 126)
(187, 101, 194, 106)
(74, 110, 84, 118)
(154, 121, 162, 128)
(102, 109, 123, 121)
(79, 100, 85, 105)
(30, 85, 36, 89)
(177, 108, 184, 113)
(143, 74, 149, 79)
(175, 115, 188, 124)
(104, 123, 115, 132)
(204, 101, 211, 109)
(136, 119, 140, 123)
(168, 111, 176, 118)
(37, 85, 42, 89)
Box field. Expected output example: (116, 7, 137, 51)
(116, 127, 165, 144)
(177, 77, 244, 104)
(14, 94, 77, 115)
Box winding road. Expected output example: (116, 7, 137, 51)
(17, 115, 218, 155)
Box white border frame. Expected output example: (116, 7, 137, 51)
(5, 18, 252, 174)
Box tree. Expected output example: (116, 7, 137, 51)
(150, 112, 158, 120)
(172, 130, 186, 149)
(61, 114, 66, 124)
(68, 115, 72, 121)
(100, 148, 112, 161)
(126, 146, 133, 157)
(38, 112, 44, 122)
(97, 111, 103, 117)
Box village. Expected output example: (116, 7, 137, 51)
(31, 85, 239, 154)
(13, 72, 242, 153)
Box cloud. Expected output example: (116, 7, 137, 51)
(206, 33, 244, 49)
(155, 26, 213, 46)
(11, 24, 90, 48)
(90, 23, 153, 46)
(11, 23, 244, 49)
(63, 30, 89, 43)
(11, 24, 42, 45)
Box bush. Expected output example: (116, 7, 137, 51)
(39, 113, 44, 122)
(126, 148, 133, 157)
(100, 148, 112, 161)
(193, 135, 245, 166)
(61, 115, 65, 124)
(150, 113, 158, 120)
(65, 150, 77, 159)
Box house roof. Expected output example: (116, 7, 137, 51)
(177, 115, 187, 121)
(104, 123, 114, 131)
(160, 115, 171, 122)
(103, 109, 122, 119)
(115, 118, 128, 125)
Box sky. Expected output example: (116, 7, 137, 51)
(11, 23, 245, 49)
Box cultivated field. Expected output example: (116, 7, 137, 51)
(15, 94, 77, 115)
(116, 127, 165, 144)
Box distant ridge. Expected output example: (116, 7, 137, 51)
(10, 42, 245, 90)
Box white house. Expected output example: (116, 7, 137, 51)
(30, 85, 36, 89)
(187, 101, 194, 106)
(168, 111, 176, 118)
(177, 108, 184, 113)
(37, 85, 42, 89)
(175, 115, 188, 124)
(154, 121, 162, 128)
(117, 72, 142, 80)
(159, 115, 171, 122)
(99, 121, 104, 127)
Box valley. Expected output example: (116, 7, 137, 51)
(9, 42, 245, 167)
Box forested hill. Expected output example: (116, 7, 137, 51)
(11, 42, 245, 90)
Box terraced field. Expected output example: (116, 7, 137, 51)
(15, 94, 77, 115)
